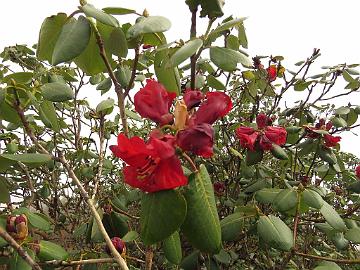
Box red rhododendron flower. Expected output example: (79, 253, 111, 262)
(355, 164, 360, 179)
(183, 89, 204, 110)
(267, 65, 277, 81)
(177, 123, 214, 158)
(106, 237, 126, 255)
(236, 114, 287, 151)
(193, 92, 232, 125)
(323, 134, 341, 148)
(110, 133, 187, 193)
(134, 79, 176, 126)
(235, 127, 259, 151)
(176, 91, 232, 158)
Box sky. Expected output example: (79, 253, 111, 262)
(0, 0, 360, 155)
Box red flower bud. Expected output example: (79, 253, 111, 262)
(267, 65, 277, 81)
(142, 44, 153, 49)
(256, 113, 268, 129)
(106, 237, 126, 255)
(213, 181, 225, 195)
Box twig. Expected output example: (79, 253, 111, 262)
(43, 255, 145, 266)
(295, 251, 360, 264)
(124, 46, 140, 97)
(190, 7, 197, 90)
(0, 227, 42, 270)
(145, 246, 154, 270)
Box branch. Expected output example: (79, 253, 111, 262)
(124, 46, 140, 97)
(295, 251, 360, 265)
(91, 22, 129, 136)
(190, 7, 197, 90)
(0, 227, 42, 270)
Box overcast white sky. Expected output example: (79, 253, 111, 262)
(1, 0, 360, 156)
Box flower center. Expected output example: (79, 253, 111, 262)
(136, 156, 160, 180)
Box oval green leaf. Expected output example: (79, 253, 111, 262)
(140, 189, 186, 245)
(320, 201, 346, 231)
(167, 39, 203, 68)
(182, 164, 221, 254)
(163, 231, 182, 265)
(52, 16, 91, 65)
(220, 212, 246, 242)
(272, 189, 298, 212)
(257, 215, 294, 251)
(210, 46, 252, 71)
(1, 153, 52, 164)
(41, 82, 74, 102)
(38, 240, 69, 261)
(126, 16, 171, 39)
(81, 4, 119, 27)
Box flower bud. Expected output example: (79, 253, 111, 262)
(6, 214, 28, 241)
(105, 237, 126, 256)
(213, 181, 225, 196)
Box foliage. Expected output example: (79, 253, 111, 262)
(0, 1, 360, 269)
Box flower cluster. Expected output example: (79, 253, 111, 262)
(235, 113, 287, 151)
(110, 80, 232, 193)
(305, 118, 341, 148)
(6, 214, 28, 241)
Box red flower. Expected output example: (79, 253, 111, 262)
(235, 127, 258, 151)
(134, 79, 176, 126)
(106, 237, 126, 255)
(177, 123, 214, 158)
(323, 134, 341, 148)
(267, 65, 277, 81)
(236, 114, 287, 151)
(355, 164, 360, 179)
(183, 89, 204, 110)
(176, 91, 232, 158)
(213, 181, 225, 196)
(193, 92, 232, 125)
(110, 133, 187, 193)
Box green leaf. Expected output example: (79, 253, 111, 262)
(115, 66, 132, 89)
(182, 164, 221, 254)
(270, 144, 288, 160)
(313, 261, 342, 270)
(52, 16, 91, 65)
(102, 7, 136, 15)
(1, 154, 52, 164)
(96, 77, 112, 92)
(122, 231, 139, 242)
(348, 181, 360, 193)
(180, 251, 199, 270)
(163, 231, 182, 265)
(3, 72, 33, 84)
(14, 207, 51, 231)
(38, 240, 69, 261)
(0, 176, 10, 203)
(0, 102, 21, 124)
(244, 179, 272, 194)
(167, 39, 203, 67)
(140, 189, 186, 245)
(96, 98, 115, 115)
(320, 201, 346, 231)
(126, 16, 171, 40)
(199, 0, 224, 18)
(318, 146, 337, 165)
(246, 149, 263, 166)
(9, 249, 34, 270)
(214, 249, 231, 265)
(335, 106, 350, 115)
(237, 22, 248, 49)
(272, 189, 298, 212)
(207, 75, 225, 90)
(294, 80, 311, 91)
(331, 117, 347, 128)
(41, 82, 74, 102)
(108, 28, 128, 58)
(37, 13, 68, 62)
(220, 212, 246, 241)
(125, 109, 142, 121)
(332, 232, 349, 250)
(81, 4, 119, 27)
(344, 227, 360, 243)
(210, 46, 252, 71)
(255, 188, 282, 204)
(208, 18, 247, 41)
(154, 49, 180, 95)
(257, 215, 294, 251)
(302, 189, 324, 209)
(39, 101, 60, 132)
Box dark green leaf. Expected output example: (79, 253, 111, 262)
(102, 7, 136, 15)
(272, 189, 298, 212)
(3, 72, 33, 84)
(294, 80, 311, 91)
(96, 98, 114, 115)
(37, 13, 68, 62)
(141, 189, 186, 245)
(207, 75, 225, 90)
(246, 149, 263, 166)
(9, 249, 34, 270)
(163, 231, 182, 265)
(182, 164, 221, 254)
(0, 176, 10, 203)
(302, 189, 324, 209)
(220, 212, 246, 241)
(108, 28, 128, 57)
(314, 261, 342, 270)
(270, 144, 288, 160)
(344, 227, 360, 243)
(122, 231, 139, 242)
(52, 16, 91, 65)
(38, 240, 69, 261)
(255, 188, 282, 204)
(39, 101, 60, 132)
